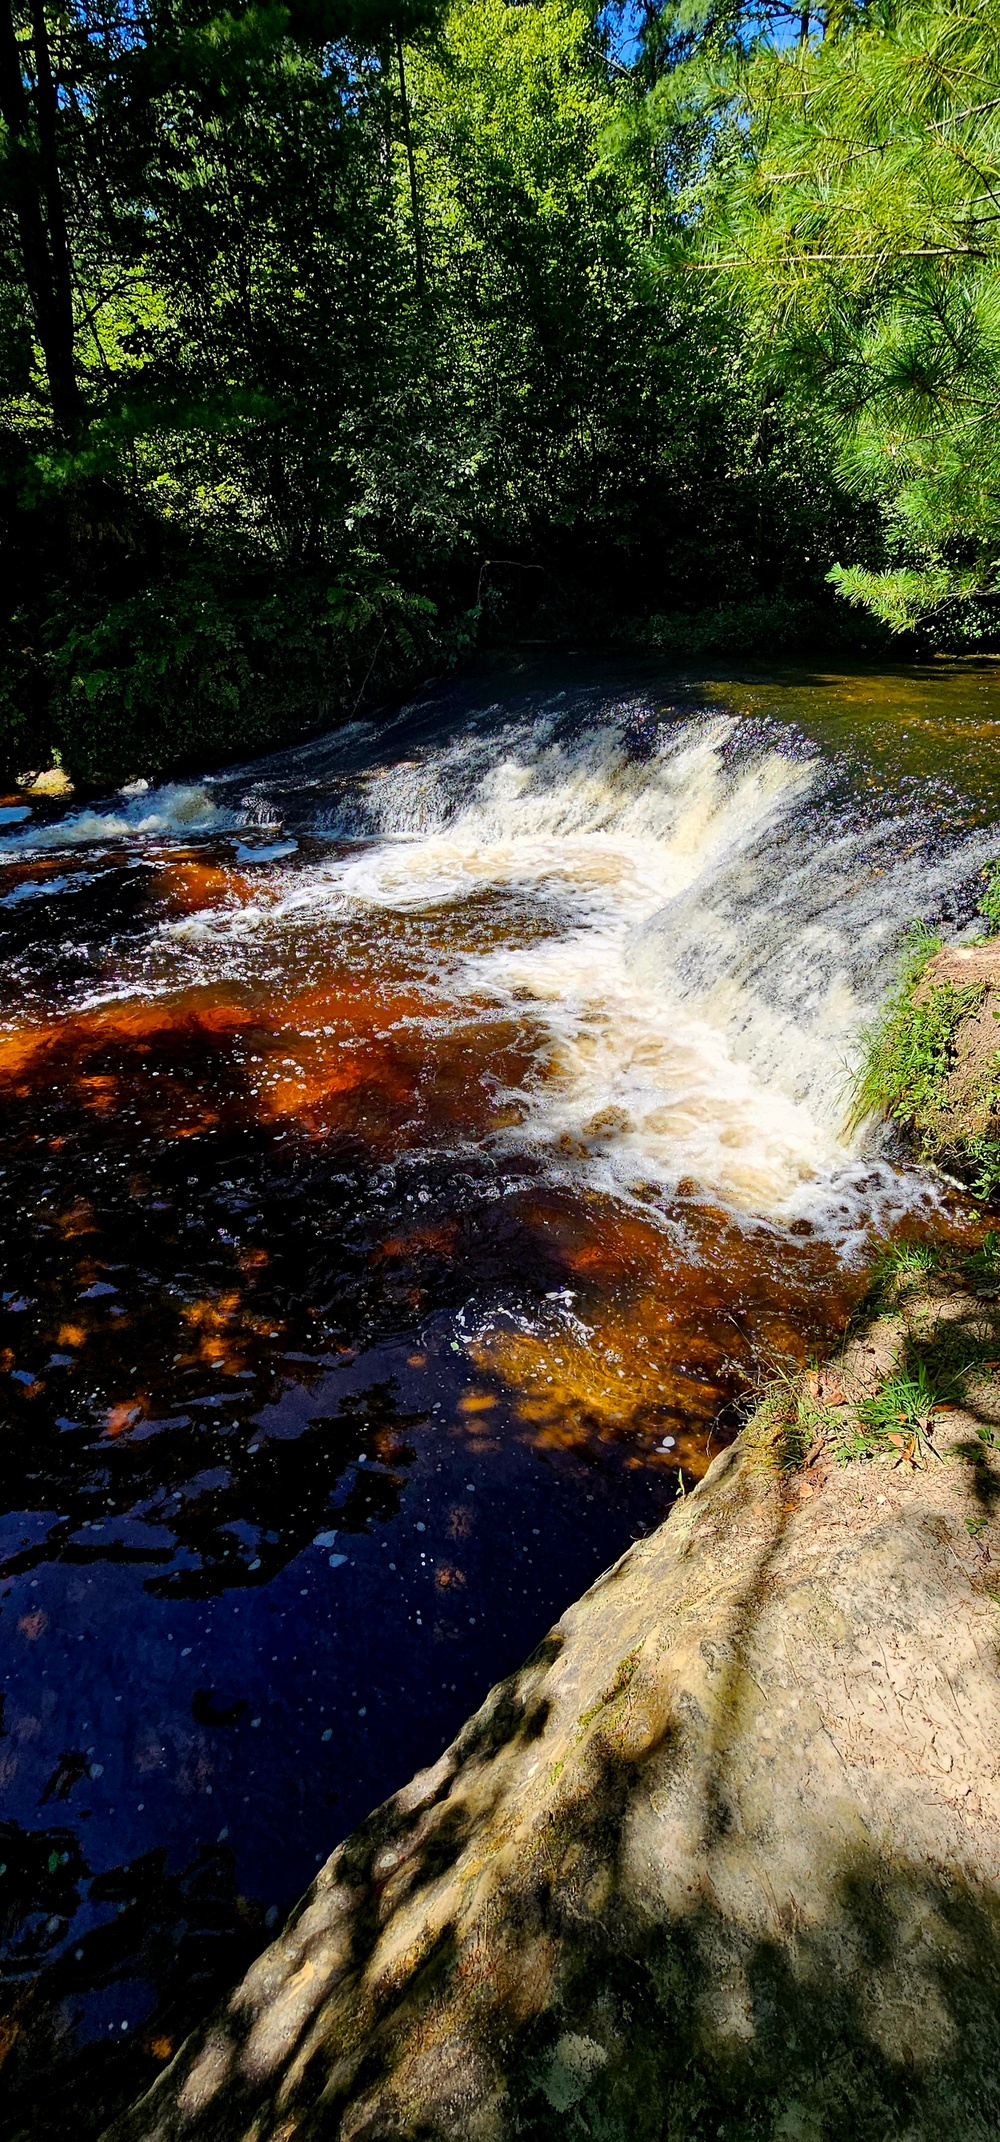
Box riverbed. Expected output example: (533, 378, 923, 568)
(0, 653, 995, 2135)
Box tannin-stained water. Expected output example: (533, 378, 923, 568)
(0, 656, 995, 2136)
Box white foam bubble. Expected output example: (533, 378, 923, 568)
(94, 708, 988, 1240)
(0, 873, 78, 908)
(0, 784, 229, 856)
(318, 716, 987, 1232)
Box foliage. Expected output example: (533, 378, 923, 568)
(10, 0, 1000, 780)
(980, 863, 1000, 935)
(847, 925, 956, 1133)
(618, 590, 888, 656)
(44, 565, 446, 785)
(846, 922, 1000, 1199)
(0, 0, 893, 783)
(670, 0, 1000, 634)
(951, 1130, 1000, 1203)
(961, 1228, 1000, 1287)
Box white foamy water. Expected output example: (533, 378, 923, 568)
(159, 705, 997, 1237)
(0, 782, 236, 855)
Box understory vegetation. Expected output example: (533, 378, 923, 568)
(848, 868, 1000, 1199)
(4, 0, 1000, 783)
(834, 1234, 1000, 1470)
(747, 1231, 1000, 1474)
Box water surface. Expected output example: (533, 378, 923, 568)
(0, 655, 993, 2135)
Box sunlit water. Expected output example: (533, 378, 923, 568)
(0, 654, 997, 2135)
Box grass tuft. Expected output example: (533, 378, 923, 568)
(847, 925, 1000, 1199)
(740, 1367, 826, 1475)
(961, 1229, 1000, 1288)
(979, 861, 1000, 935)
(852, 1360, 945, 1466)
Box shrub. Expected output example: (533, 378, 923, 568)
(980, 861, 1000, 935)
(42, 566, 449, 787)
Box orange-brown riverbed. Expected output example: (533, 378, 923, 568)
(0, 655, 992, 2135)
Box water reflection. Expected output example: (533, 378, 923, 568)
(699, 656, 1000, 805)
(0, 662, 987, 2137)
(0, 1100, 715, 2135)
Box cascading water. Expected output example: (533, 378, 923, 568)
(0, 661, 994, 2138)
(164, 691, 994, 1232)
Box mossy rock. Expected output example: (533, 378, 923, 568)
(851, 935, 1000, 1199)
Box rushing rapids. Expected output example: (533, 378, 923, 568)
(0, 657, 996, 2136)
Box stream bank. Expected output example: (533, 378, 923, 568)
(104, 1248, 1000, 2142)
(6, 662, 1000, 2135)
(850, 932, 1000, 1202)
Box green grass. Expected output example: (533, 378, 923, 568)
(830, 1412, 886, 1464)
(740, 1367, 827, 1474)
(833, 1290, 1000, 1464)
(847, 925, 1000, 1199)
(959, 1229, 1000, 1288)
(842, 1236, 943, 1347)
(853, 1361, 945, 1465)
(979, 861, 1000, 935)
(916, 1306, 1000, 1396)
(831, 1355, 946, 1465)
(847, 925, 981, 1136)
(884, 1239, 941, 1279)
(748, 1241, 1000, 1475)
(865, 1238, 940, 1304)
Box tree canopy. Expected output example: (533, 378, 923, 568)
(666, 0, 1000, 628)
(1, 0, 994, 782)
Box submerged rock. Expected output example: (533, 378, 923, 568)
(106, 1298, 1000, 2142)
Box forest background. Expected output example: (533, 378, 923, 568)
(1, 0, 998, 784)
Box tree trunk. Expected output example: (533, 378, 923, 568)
(29, 0, 81, 433)
(0, 0, 82, 442)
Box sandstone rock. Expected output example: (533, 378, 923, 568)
(18, 765, 74, 798)
(914, 946, 1000, 1145)
(106, 1306, 1000, 2142)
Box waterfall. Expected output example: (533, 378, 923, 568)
(6, 690, 993, 1241)
(193, 696, 996, 1235)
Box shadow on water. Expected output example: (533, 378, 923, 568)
(1, 659, 992, 2137)
(0, 986, 793, 2139)
(97, 1469, 1000, 2142)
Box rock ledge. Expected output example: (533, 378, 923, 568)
(106, 1293, 1000, 2142)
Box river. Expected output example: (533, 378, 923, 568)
(0, 653, 997, 2135)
